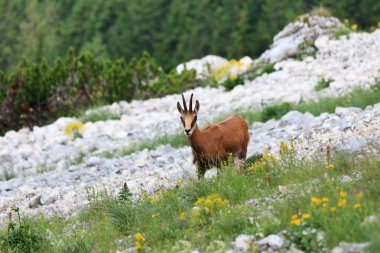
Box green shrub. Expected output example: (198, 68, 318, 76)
(247, 63, 276, 81)
(1, 170, 16, 181)
(244, 153, 263, 169)
(221, 74, 245, 91)
(0, 206, 43, 253)
(0, 50, 202, 135)
(334, 27, 351, 38)
(261, 102, 292, 121)
(315, 78, 334, 91)
(118, 183, 133, 203)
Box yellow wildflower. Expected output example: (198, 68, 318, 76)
(353, 203, 361, 209)
(322, 203, 328, 208)
(176, 178, 182, 187)
(351, 24, 358, 31)
(136, 241, 142, 250)
(311, 197, 322, 204)
(322, 197, 329, 203)
(262, 153, 278, 163)
(151, 213, 160, 218)
(343, 19, 349, 25)
(64, 121, 84, 137)
(135, 232, 145, 242)
(325, 163, 335, 170)
(279, 140, 296, 157)
(291, 214, 298, 220)
(340, 191, 347, 198)
(356, 191, 363, 199)
(249, 160, 266, 172)
(338, 199, 347, 207)
(330, 207, 337, 212)
(291, 219, 301, 225)
(179, 212, 187, 221)
(230, 74, 237, 81)
(302, 213, 311, 220)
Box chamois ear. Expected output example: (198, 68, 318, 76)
(194, 100, 200, 113)
(177, 101, 183, 114)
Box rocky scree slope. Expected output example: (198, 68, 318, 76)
(1, 16, 380, 180)
(1, 104, 380, 222)
(1, 15, 380, 221)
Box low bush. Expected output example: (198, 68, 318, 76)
(0, 50, 202, 135)
(0, 206, 43, 252)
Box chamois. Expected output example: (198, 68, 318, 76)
(177, 93, 249, 178)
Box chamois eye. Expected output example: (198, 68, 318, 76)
(180, 117, 185, 127)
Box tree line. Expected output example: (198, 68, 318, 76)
(1, 0, 379, 72)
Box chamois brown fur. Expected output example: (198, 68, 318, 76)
(177, 94, 249, 178)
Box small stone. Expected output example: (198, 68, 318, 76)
(29, 195, 42, 208)
(286, 245, 305, 253)
(331, 242, 370, 253)
(256, 234, 284, 250)
(245, 199, 260, 207)
(136, 150, 150, 167)
(116, 247, 136, 253)
(362, 214, 379, 226)
(234, 234, 255, 252)
(279, 185, 288, 195)
(85, 157, 103, 167)
(40, 191, 58, 205)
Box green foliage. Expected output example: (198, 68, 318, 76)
(1, 170, 16, 181)
(334, 27, 351, 38)
(285, 222, 325, 252)
(221, 74, 246, 91)
(79, 109, 121, 123)
(247, 63, 276, 81)
(244, 154, 263, 169)
(101, 133, 187, 159)
(118, 183, 133, 203)
(261, 102, 292, 121)
(0, 50, 201, 134)
(0, 146, 380, 252)
(0, 206, 43, 253)
(2, 1, 380, 73)
(315, 78, 334, 91)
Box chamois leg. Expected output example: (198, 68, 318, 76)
(238, 141, 248, 168)
(196, 161, 207, 179)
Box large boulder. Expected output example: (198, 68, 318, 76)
(259, 14, 343, 63)
(176, 55, 228, 79)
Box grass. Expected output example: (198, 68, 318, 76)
(101, 133, 187, 159)
(79, 109, 122, 123)
(1, 144, 379, 252)
(315, 78, 334, 91)
(334, 26, 351, 38)
(1, 170, 15, 181)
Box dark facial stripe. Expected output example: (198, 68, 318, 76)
(180, 117, 185, 127)
(191, 116, 197, 128)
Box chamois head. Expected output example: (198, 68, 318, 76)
(177, 93, 200, 136)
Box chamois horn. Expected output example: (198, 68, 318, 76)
(189, 93, 193, 112)
(182, 94, 188, 112)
